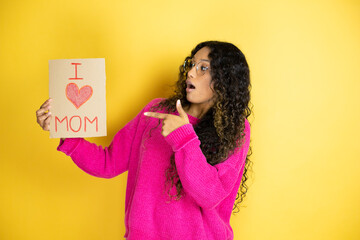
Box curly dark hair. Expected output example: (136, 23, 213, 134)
(149, 40, 253, 213)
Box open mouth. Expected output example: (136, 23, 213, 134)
(188, 83, 196, 89)
(186, 80, 196, 89)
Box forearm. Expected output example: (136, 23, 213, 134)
(58, 138, 123, 178)
(165, 124, 249, 210)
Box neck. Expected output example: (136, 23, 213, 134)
(184, 102, 213, 119)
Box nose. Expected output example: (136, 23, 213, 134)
(187, 65, 196, 78)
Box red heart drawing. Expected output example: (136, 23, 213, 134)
(66, 83, 93, 109)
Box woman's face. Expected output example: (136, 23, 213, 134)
(185, 47, 215, 107)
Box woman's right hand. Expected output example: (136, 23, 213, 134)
(36, 98, 52, 131)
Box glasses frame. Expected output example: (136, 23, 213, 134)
(183, 57, 211, 77)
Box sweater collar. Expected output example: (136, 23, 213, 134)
(187, 113, 200, 125)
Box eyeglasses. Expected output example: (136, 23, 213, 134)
(183, 57, 210, 76)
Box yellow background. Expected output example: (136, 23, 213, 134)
(1, 0, 359, 239)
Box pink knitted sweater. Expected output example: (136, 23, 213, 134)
(57, 98, 251, 240)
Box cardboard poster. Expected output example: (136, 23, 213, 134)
(49, 58, 107, 138)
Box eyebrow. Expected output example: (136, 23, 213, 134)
(192, 58, 210, 62)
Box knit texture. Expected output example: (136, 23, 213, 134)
(57, 98, 251, 240)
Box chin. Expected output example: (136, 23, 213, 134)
(186, 95, 191, 102)
(186, 94, 210, 105)
(186, 94, 197, 103)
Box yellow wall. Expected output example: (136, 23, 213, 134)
(1, 0, 359, 239)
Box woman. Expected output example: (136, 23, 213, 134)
(36, 41, 253, 240)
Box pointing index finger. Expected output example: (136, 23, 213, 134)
(144, 112, 168, 119)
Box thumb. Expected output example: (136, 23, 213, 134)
(176, 99, 187, 119)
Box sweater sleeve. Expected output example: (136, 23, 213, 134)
(164, 119, 251, 210)
(57, 99, 162, 179)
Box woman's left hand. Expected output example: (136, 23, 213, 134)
(144, 99, 190, 137)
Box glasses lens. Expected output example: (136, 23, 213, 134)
(183, 58, 210, 76)
(183, 58, 192, 72)
(196, 61, 210, 76)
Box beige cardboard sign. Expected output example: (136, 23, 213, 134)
(49, 58, 107, 138)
